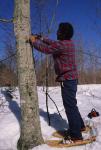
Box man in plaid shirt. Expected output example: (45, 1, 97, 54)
(29, 23, 85, 141)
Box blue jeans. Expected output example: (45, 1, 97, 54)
(61, 79, 85, 138)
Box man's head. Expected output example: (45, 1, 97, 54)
(57, 22, 74, 40)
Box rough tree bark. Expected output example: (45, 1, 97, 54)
(14, 0, 44, 149)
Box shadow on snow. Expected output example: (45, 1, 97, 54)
(1, 89, 21, 124)
(39, 108, 69, 131)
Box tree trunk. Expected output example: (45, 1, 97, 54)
(14, 0, 44, 149)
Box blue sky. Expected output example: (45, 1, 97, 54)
(0, 0, 101, 59)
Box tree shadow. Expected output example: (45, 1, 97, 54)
(1, 89, 21, 124)
(39, 108, 69, 131)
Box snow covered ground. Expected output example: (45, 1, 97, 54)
(0, 84, 101, 150)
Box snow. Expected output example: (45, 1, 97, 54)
(0, 85, 101, 150)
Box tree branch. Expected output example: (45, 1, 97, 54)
(0, 18, 13, 23)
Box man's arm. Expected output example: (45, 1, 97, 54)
(29, 35, 64, 54)
(42, 37, 57, 45)
(33, 39, 61, 54)
(42, 37, 63, 50)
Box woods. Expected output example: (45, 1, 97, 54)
(0, 0, 101, 86)
(0, 0, 101, 150)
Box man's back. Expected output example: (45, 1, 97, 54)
(52, 40, 78, 81)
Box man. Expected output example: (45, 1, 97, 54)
(29, 22, 85, 141)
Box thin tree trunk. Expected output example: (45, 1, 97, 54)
(14, 0, 44, 149)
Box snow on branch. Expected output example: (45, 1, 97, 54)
(0, 18, 13, 23)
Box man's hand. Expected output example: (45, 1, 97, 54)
(26, 34, 42, 46)
(29, 35, 38, 43)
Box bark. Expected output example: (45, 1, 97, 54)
(14, 0, 44, 149)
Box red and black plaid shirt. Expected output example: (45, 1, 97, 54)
(33, 37, 78, 82)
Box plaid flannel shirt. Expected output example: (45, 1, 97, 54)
(33, 37, 78, 82)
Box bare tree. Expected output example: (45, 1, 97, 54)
(14, 0, 44, 149)
(75, 35, 85, 84)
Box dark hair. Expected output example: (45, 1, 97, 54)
(57, 22, 74, 40)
